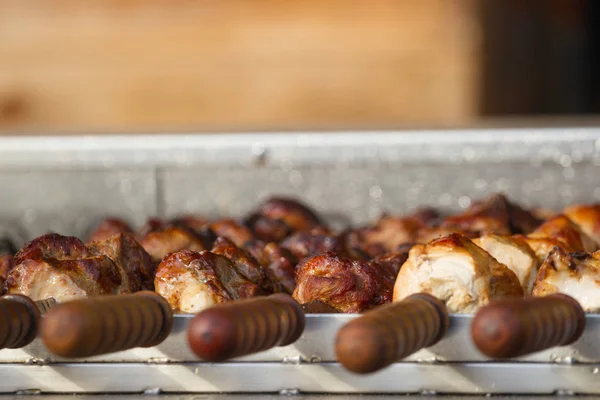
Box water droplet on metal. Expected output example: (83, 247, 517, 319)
(369, 185, 383, 199)
(458, 196, 471, 209)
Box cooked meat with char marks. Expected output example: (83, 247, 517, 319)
(416, 226, 477, 244)
(393, 233, 523, 313)
(0, 254, 14, 294)
(210, 219, 255, 247)
(88, 233, 156, 291)
(281, 230, 346, 260)
(7, 234, 122, 302)
(473, 234, 539, 294)
(522, 215, 597, 262)
(369, 251, 408, 279)
(211, 236, 267, 289)
(563, 204, 600, 247)
(7, 233, 155, 302)
(532, 247, 600, 311)
(293, 251, 394, 313)
(440, 193, 542, 236)
(87, 218, 134, 243)
(251, 196, 324, 233)
(245, 215, 292, 243)
(154, 250, 232, 313)
(139, 226, 206, 263)
(245, 240, 298, 294)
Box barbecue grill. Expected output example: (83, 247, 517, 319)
(1, 128, 600, 395)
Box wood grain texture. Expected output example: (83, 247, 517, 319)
(40, 291, 173, 358)
(187, 293, 305, 362)
(471, 294, 586, 359)
(335, 293, 449, 374)
(0, 0, 481, 133)
(0, 294, 40, 349)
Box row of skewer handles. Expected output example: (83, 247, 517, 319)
(0, 291, 586, 374)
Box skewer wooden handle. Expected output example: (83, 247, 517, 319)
(0, 295, 40, 349)
(41, 291, 173, 358)
(471, 293, 585, 359)
(335, 293, 449, 374)
(187, 293, 305, 362)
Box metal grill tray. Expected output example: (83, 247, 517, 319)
(2, 128, 600, 394)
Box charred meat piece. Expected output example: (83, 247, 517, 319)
(301, 300, 340, 313)
(293, 251, 393, 313)
(250, 197, 324, 233)
(563, 204, 600, 247)
(416, 226, 477, 244)
(0, 254, 14, 294)
(139, 226, 206, 263)
(210, 219, 255, 247)
(441, 193, 542, 236)
(532, 247, 600, 311)
(154, 250, 232, 313)
(170, 215, 209, 235)
(281, 230, 346, 260)
(211, 237, 267, 289)
(523, 215, 597, 262)
(245, 215, 292, 243)
(88, 233, 156, 291)
(14, 233, 88, 265)
(473, 234, 539, 294)
(369, 251, 408, 279)
(343, 215, 422, 258)
(246, 241, 298, 294)
(393, 234, 523, 313)
(138, 218, 167, 237)
(7, 234, 123, 302)
(87, 218, 134, 243)
(7, 233, 155, 302)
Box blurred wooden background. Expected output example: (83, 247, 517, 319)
(0, 0, 595, 134)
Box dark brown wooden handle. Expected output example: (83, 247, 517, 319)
(0, 294, 40, 349)
(471, 293, 586, 359)
(335, 293, 449, 374)
(40, 291, 173, 358)
(187, 293, 305, 362)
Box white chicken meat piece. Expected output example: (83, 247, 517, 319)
(532, 247, 600, 312)
(473, 234, 539, 294)
(393, 233, 523, 313)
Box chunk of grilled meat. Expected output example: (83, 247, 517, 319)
(522, 215, 597, 262)
(473, 234, 539, 293)
(281, 230, 347, 260)
(0, 254, 14, 294)
(88, 233, 156, 291)
(7, 233, 155, 302)
(154, 250, 233, 313)
(249, 196, 324, 235)
(369, 251, 408, 279)
(532, 247, 600, 311)
(7, 234, 123, 302)
(87, 218, 134, 243)
(416, 226, 478, 244)
(343, 216, 422, 258)
(293, 251, 395, 313)
(170, 215, 210, 235)
(440, 193, 541, 236)
(139, 226, 206, 263)
(393, 234, 523, 313)
(563, 204, 600, 247)
(209, 219, 255, 247)
(211, 237, 267, 290)
(245, 240, 298, 294)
